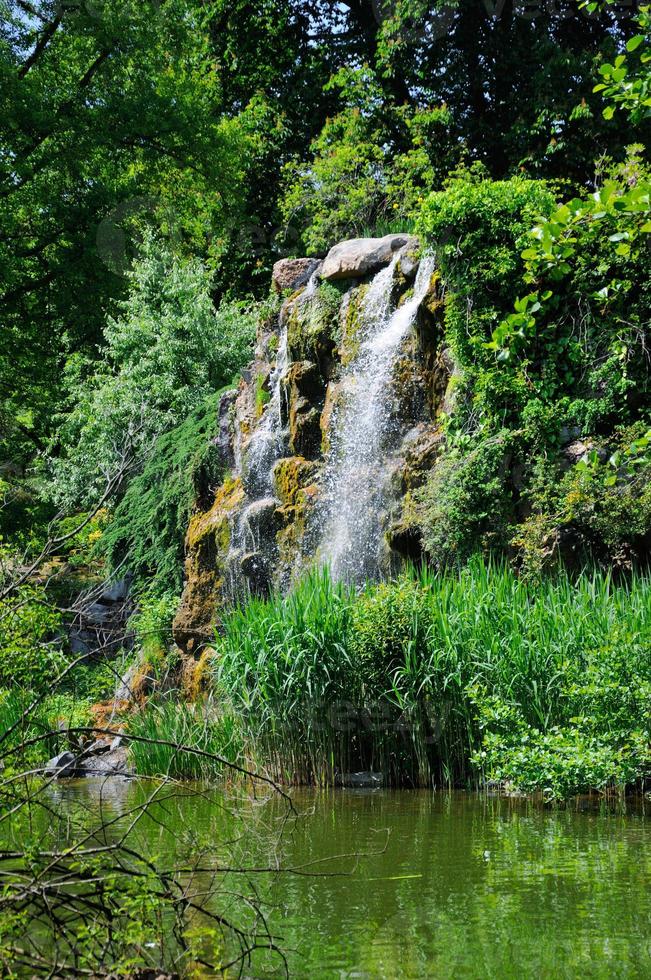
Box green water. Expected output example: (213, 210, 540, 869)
(33, 782, 651, 977)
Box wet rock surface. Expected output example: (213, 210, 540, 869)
(45, 740, 131, 778)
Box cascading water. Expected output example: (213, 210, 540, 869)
(318, 254, 436, 584)
(227, 272, 321, 597)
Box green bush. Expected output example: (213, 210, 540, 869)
(513, 424, 651, 576)
(101, 392, 228, 595)
(416, 430, 517, 569)
(130, 591, 180, 664)
(0, 585, 66, 691)
(419, 170, 556, 375)
(281, 67, 455, 254)
(416, 160, 651, 572)
(50, 234, 257, 510)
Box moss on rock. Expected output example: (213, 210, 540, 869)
(286, 280, 343, 371)
(173, 476, 245, 654)
(339, 284, 368, 366)
(273, 456, 318, 507)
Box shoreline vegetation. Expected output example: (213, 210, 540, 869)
(125, 559, 650, 801)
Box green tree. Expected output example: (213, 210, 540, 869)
(49, 235, 257, 508)
(0, 0, 256, 470)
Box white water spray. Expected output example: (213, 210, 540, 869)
(318, 255, 436, 583)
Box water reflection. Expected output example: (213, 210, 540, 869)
(21, 784, 651, 977)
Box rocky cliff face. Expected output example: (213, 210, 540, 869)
(174, 235, 451, 654)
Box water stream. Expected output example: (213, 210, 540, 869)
(319, 255, 436, 583)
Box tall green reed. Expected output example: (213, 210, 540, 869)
(126, 698, 242, 780)
(213, 558, 650, 788)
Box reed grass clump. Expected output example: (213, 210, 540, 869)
(126, 698, 242, 780)
(213, 558, 651, 796)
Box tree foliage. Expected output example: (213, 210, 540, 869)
(49, 235, 256, 509)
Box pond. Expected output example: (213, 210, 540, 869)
(32, 781, 651, 977)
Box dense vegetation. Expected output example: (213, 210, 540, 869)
(1, 2, 650, 972)
(208, 560, 650, 798)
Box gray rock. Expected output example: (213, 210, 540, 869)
(240, 551, 271, 595)
(80, 746, 130, 776)
(214, 389, 238, 471)
(68, 574, 133, 658)
(241, 497, 279, 537)
(83, 739, 111, 757)
(396, 240, 421, 279)
(99, 576, 132, 603)
(339, 771, 384, 788)
(45, 751, 78, 777)
(115, 659, 142, 702)
(320, 234, 418, 281)
(272, 257, 321, 293)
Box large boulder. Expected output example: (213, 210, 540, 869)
(272, 257, 321, 293)
(45, 751, 79, 777)
(320, 234, 418, 281)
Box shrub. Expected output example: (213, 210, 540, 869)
(419, 170, 556, 375)
(416, 160, 651, 572)
(0, 585, 66, 691)
(513, 425, 651, 576)
(281, 67, 456, 254)
(416, 431, 517, 569)
(101, 392, 228, 594)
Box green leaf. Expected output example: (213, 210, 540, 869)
(626, 35, 644, 52)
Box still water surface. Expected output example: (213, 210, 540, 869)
(45, 781, 650, 978)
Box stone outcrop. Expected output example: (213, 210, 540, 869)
(283, 360, 324, 457)
(272, 257, 321, 292)
(45, 737, 130, 778)
(68, 575, 133, 658)
(174, 235, 451, 653)
(319, 234, 418, 281)
(173, 476, 245, 653)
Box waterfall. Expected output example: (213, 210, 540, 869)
(241, 268, 319, 495)
(241, 324, 289, 497)
(226, 270, 322, 597)
(318, 255, 436, 584)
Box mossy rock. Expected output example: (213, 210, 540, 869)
(273, 456, 318, 507)
(400, 425, 443, 490)
(275, 482, 320, 584)
(339, 284, 368, 366)
(187, 475, 244, 551)
(286, 280, 343, 372)
(282, 361, 324, 458)
(174, 476, 245, 653)
(320, 378, 354, 455)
